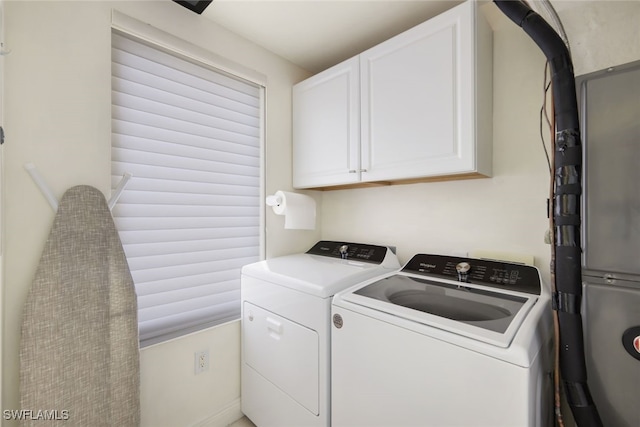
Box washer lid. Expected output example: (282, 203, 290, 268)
(340, 273, 538, 348)
(241, 242, 400, 298)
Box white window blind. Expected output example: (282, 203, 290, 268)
(111, 31, 262, 346)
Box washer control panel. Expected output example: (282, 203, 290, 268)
(402, 254, 541, 295)
(307, 241, 390, 264)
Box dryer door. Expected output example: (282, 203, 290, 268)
(243, 302, 319, 415)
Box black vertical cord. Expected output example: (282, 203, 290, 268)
(492, 2, 602, 426)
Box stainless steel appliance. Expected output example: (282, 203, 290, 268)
(578, 59, 640, 427)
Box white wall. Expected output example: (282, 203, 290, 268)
(321, 0, 640, 284)
(1, 1, 314, 425)
(2, 0, 638, 426)
(0, 0, 5, 417)
(320, 2, 639, 427)
(139, 322, 243, 427)
(322, 4, 553, 278)
(554, 0, 640, 76)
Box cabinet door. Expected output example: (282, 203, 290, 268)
(360, 1, 475, 182)
(293, 57, 360, 189)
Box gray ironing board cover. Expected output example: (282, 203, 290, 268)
(20, 185, 140, 426)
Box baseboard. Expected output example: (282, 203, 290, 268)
(191, 398, 243, 427)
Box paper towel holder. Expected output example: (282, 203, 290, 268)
(266, 194, 283, 207)
(265, 190, 316, 230)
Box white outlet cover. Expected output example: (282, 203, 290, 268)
(194, 349, 209, 374)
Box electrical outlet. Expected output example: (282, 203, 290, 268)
(194, 349, 209, 374)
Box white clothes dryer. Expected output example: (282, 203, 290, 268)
(241, 241, 400, 427)
(331, 253, 553, 427)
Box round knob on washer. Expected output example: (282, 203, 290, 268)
(339, 245, 349, 259)
(456, 262, 471, 273)
(456, 262, 471, 282)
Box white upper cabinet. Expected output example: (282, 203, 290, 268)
(293, 0, 492, 189)
(293, 57, 360, 188)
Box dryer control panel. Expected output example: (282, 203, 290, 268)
(402, 254, 542, 295)
(307, 241, 390, 264)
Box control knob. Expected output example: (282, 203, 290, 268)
(456, 262, 471, 283)
(339, 245, 349, 259)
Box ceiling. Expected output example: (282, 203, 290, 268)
(201, 0, 468, 74)
(198, 1, 591, 74)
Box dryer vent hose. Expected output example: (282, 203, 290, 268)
(492, 2, 602, 426)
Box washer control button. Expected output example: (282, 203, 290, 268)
(339, 245, 349, 259)
(456, 262, 471, 283)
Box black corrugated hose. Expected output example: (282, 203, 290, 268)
(492, 1, 603, 426)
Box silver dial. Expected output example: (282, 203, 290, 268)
(456, 262, 471, 273)
(456, 262, 471, 283)
(339, 245, 349, 259)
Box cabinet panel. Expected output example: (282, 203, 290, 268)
(361, 1, 474, 182)
(293, 57, 360, 188)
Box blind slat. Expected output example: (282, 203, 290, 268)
(139, 279, 240, 308)
(114, 217, 258, 231)
(135, 269, 239, 296)
(118, 227, 260, 244)
(113, 204, 259, 218)
(128, 247, 260, 271)
(112, 30, 262, 347)
(113, 119, 260, 154)
(112, 105, 260, 142)
(113, 134, 259, 166)
(139, 290, 239, 321)
(115, 191, 258, 207)
(112, 90, 260, 137)
(111, 147, 259, 177)
(112, 162, 259, 187)
(110, 176, 259, 198)
(115, 237, 259, 259)
(138, 300, 240, 343)
(131, 257, 255, 288)
(112, 69, 260, 119)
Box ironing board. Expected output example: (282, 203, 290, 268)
(20, 185, 139, 426)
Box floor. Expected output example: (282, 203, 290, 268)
(228, 416, 256, 427)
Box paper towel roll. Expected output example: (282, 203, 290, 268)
(267, 190, 316, 230)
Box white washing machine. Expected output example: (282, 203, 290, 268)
(241, 241, 400, 427)
(331, 253, 553, 427)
